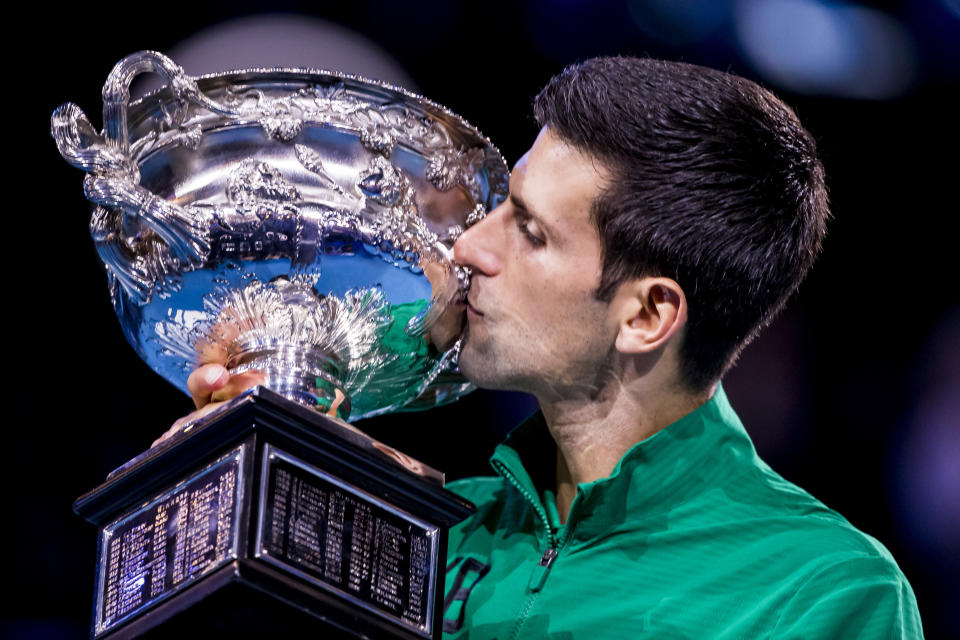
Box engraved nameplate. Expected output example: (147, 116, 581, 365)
(94, 446, 245, 636)
(256, 445, 438, 637)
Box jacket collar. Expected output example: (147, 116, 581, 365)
(489, 385, 758, 542)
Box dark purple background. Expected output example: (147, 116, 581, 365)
(9, 1, 958, 637)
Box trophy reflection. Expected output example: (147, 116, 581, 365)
(53, 51, 507, 639)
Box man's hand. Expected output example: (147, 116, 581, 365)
(152, 364, 265, 447)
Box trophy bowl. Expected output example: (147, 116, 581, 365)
(53, 51, 505, 639)
(52, 50, 508, 421)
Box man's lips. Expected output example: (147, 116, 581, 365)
(466, 299, 484, 317)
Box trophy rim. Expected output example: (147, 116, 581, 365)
(129, 62, 509, 171)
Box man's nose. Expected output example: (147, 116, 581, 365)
(453, 205, 503, 276)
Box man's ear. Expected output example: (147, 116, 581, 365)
(612, 277, 687, 354)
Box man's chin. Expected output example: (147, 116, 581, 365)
(459, 352, 518, 392)
(457, 345, 493, 389)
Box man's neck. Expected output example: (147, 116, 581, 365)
(537, 378, 712, 524)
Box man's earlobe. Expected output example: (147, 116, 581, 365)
(614, 278, 687, 354)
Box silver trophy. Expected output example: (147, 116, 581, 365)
(53, 51, 506, 639)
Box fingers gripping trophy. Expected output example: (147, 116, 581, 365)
(52, 51, 507, 639)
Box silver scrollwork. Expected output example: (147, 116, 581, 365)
(52, 51, 508, 419)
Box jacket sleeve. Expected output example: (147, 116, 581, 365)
(771, 554, 923, 639)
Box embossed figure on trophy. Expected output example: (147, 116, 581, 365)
(51, 50, 509, 423)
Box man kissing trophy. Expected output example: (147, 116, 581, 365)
(52, 50, 507, 639)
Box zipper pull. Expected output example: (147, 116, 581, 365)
(528, 547, 558, 592)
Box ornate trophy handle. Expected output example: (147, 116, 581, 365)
(100, 50, 231, 154)
(51, 52, 218, 297)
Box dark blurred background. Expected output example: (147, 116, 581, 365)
(8, 0, 958, 637)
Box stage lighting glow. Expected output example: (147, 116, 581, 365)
(940, 0, 960, 21)
(132, 14, 418, 98)
(734, 0, 918, 99)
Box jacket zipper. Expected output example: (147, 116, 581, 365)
(529, 547, 559, 591)
(490, 459, 556, 547)
(491, 459, 570, 640)
(511, 540, 569, 639)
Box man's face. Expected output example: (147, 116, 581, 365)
(453, 127, 620, 398)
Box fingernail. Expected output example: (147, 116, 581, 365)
(204, 366, 227, 386)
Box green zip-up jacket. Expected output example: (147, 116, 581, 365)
(442, 387, 922, 639)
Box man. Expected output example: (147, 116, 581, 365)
(180, 57, 922, 637)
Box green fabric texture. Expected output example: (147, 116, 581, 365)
(313, 299, 430, 419)
(382, 299, 431, 358)
(443, 386, 922, 639)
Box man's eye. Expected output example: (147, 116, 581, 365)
(517, 219, 545, 247)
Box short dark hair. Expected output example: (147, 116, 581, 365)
(534, 57, 829, 391)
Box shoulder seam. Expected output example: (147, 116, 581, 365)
(771, 552, 907, 634)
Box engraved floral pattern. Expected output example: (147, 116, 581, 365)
(227, 160, 301, 205)
(53, 51, 508, 416)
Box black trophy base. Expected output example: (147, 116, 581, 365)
(74, 388, 474, 640)
(118, 561, 363, 638)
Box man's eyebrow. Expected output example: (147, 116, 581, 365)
(510, 193, 543, 223)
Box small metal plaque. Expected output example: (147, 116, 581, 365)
(94, 446, 245, 636)
(256, 445, 438, 637)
